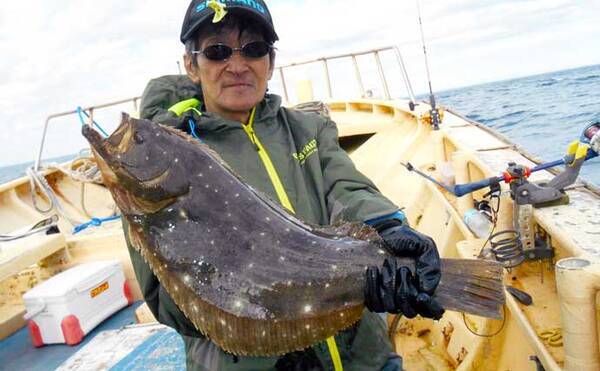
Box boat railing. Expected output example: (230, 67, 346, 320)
(34, 46, 416, 171)
(34, 97, 141, 172)
(275, 45, 417, 105)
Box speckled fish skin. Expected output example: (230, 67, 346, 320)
(82, 114, 504, 356)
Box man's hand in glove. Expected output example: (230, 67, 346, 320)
(365, 257, 445, 319)
(364, 216, 444, 319)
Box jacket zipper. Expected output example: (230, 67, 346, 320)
(242, 107, 343, 371)
(241, 107, 295, 213)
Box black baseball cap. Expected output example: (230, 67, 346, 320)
(180, 0, 278, 44)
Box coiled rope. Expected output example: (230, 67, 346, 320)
(27, 108, 119, 232)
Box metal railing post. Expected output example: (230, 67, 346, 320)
(374, 51, 391, 100)
(322, 59, 333, 99)
(88, 108, 95, 127)
(278, 67, 289, 103)
(393, 46, 417, 105)
(352, 55, 365, 97)
(34, 118, 52, 172)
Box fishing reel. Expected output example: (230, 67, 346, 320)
(490, 121, 600, 269)
(506, 163, 568, 207)
(403, 121, 599, 270)
(582, 121, 600, 155)
(419, 106, 445, 128)
(503, 121, 599, 207)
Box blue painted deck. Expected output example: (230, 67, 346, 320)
(0, 302, 185, 371)
(111, 330, 185, 371)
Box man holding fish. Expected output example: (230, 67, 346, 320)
(128, 0, 444, 369)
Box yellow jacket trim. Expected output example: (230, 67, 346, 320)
(242, 107, 344, 371)
(326, 337, 344, 371)
(169, 98, 201, 117)
(241, 107, 295, 213)
(241, 107, 343, 371)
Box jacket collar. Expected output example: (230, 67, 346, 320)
(198, 94, 282, 132)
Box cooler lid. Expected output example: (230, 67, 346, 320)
(23, 260, 121, 300)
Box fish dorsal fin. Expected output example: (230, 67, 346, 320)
(159, 122, 383, 243)
(314, 221, 383, 243)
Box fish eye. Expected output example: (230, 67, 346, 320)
(133, 131, 144, 144)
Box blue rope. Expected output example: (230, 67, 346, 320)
(77, 106, 110, 138)
(189, 118, 200, 139)
(73, 215, 121, 234)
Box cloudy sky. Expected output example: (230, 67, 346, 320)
(1, 0, 599, 167)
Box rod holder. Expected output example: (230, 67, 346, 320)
(555, 257, 600, 371)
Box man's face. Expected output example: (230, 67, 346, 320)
(185, 27, 274, 122)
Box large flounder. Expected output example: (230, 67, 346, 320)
(82, 114, 503, 356)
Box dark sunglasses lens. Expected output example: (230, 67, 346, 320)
(242, 42, 271, 58)
(203, 45, 233, 61)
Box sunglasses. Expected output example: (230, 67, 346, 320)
(192, 41, 272, 62)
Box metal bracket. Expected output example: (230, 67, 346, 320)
(506, 160, 573, 207)
(513, 182, 567, 206)
(523, 235, 555, 261)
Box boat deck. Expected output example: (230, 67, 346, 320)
(0, 301, 185, 370)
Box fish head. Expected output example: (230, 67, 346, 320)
(82, 113, 190, 215)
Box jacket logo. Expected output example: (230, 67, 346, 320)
(292, 139, 318, 165)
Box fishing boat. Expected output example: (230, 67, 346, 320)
(1, 45, 599, 371)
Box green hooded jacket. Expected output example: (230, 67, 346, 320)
(125, 75, 401, 371)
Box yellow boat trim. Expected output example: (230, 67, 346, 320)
(241, 107, 295, 213)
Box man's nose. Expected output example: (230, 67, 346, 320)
(225, 51, 250, 74)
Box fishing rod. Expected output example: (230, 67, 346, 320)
(404, 121, 600, 198)
(416, 0, 442, 130)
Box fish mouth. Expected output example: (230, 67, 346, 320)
(81, 114, 178, 215)
(81, 124, 108, 159)
(81, 124, 117, 181)
(81, 113, 132, 168)
(82, 113, 166, 181)
(107, 113, 135, 154)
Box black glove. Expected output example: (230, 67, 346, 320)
(372, 219, 441, 295)
(365, 257, 444, 320)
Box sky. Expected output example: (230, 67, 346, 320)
(1, 0, 600, 167)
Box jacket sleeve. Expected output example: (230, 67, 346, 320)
(123, 209, 203, 338)
(139, 75, 202, 128)
(316, 118, 400, 223)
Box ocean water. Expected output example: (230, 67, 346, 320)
(436, 64, 600, 187)
(0, 155, 76, 184)
(1, 65, 599, 186)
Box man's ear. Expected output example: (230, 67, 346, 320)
(184, 54, 202, 84)
(267, 57, 275, 81)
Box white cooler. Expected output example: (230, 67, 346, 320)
(23, 260, 133, 347)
